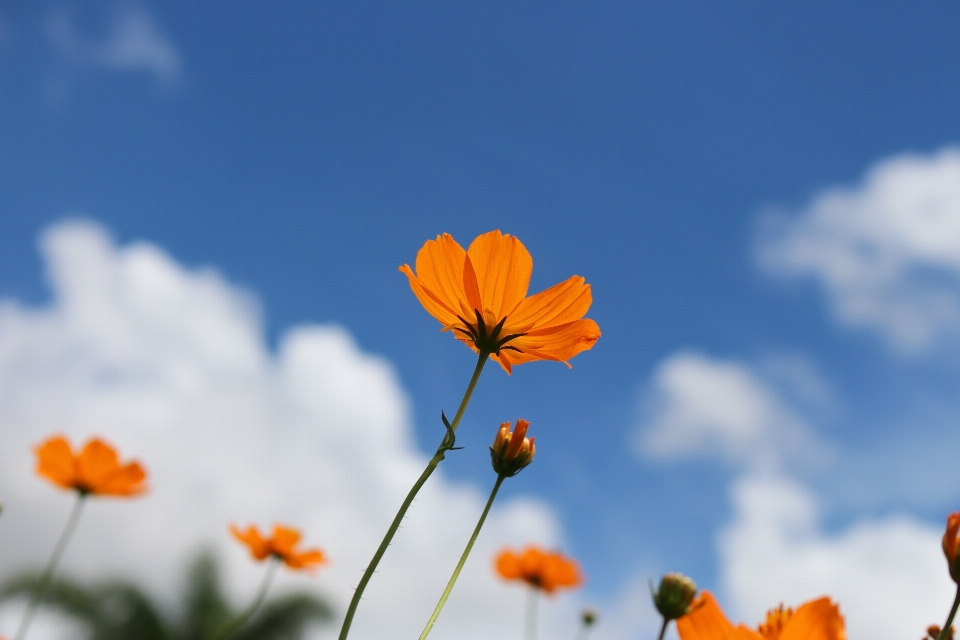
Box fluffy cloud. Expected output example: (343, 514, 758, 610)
(636, 351, 822, 471)
(721, 474, 953, 640)
(0, 221, 575, 639)
(757, 147, 960, 352)
(46, 5, 181, 84)
(637, 350, 954, 638)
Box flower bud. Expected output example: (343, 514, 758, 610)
(926, 624, 955, 640)
(944, 513, 960, 584)
(652, 573, 697, 621)
(582, 608, 598, 626)
(490, 419, 536, 477)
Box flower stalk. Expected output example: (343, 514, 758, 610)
(337, 351, 488, 640)
(15, 493, 86, 640)
(940, 586, 960, 640)
(209, 557, 280, 640)
(418, 474, 506, 640)
(526, 588, 540, 640)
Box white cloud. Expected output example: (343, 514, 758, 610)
(720, 474, 953, 640)
(757, 147, 960, 352)
(0, 220, 577, 639)
(636, 352, 824, 471)
(46, 5, 181, 84)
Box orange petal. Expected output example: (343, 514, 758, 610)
(507, 276, 592, 331)
(466, 231, 533, 320)
(271, 525, 302, 556)
(400, 264, 461, 327)
(506, 318, 601, 365)
(285, 548, 326, 571)
(413, 234, 474, 319)
(677, 592, 760, 640)
(779, 598, 845, 640)
(35, 436, 78, 490)
(95, 462, 148, 496)
(495, 550, 523, 580)
(75, 439, 121, 491)
(231, 524, 272, 561)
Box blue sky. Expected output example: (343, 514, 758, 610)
(3, 2, 960, 638)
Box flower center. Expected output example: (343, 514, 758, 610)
(757, 605, 793, 640)
(453, 309, 525, 355)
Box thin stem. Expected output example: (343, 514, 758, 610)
(526, 588, 539, 640)
(575, 617, 595, 640)
(939, 585, 960, 640)
(209, 557, 280, 640)
(418, 474, 506, 640)
(657, 617, 669, 640)
(15, 493, 86, 640)
(337, 352, 488, 640)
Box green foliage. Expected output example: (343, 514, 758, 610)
(0, 551, 333, 640)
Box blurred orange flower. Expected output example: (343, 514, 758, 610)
(495, 546, 582, 595)
(35, 436, 147, 497)
(231, 524, 326, 571)
(677, 591, 845, 640)
(943, 512, 960, 583)
(400, 230, 601, 373)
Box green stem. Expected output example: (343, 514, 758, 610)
(657, 617, 669, 640)
(418, 474, 505, 640)
(15, 493, 86, 640)
(526, 588, 539, 640)
(337, 352, 488, 640)
(939, 585, 960, 640)
(209, 557, 279, 640)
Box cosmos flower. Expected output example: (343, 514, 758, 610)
(676, 591, 845, 640)
(35, 436, 147, 497)
(495, 546, 582, 595)
(230, 524, 326, 572)
(400, 230, 601, 373)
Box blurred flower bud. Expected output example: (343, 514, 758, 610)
(926, 624, 955, 640)
(582, 607, 598, 626)
(943, 513, 960, 584)
(652, 573, 697, 621)
(490, 419, 536, 477)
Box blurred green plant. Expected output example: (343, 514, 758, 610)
(0, 551, 332, 640)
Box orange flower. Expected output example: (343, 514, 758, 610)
(231, 524, 326, 571)
(400, 230, 601, 373)
(35, 435, 147, 497)
(943, 512, 960, 583)
(676, 591, 845, 640)
(495, 546, 583, 595)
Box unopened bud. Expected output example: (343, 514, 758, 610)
(490, 419, 536, 477)
(927, 625, 955, 640)
(581, 608, 598, 626)
(652, 573, 697, 621)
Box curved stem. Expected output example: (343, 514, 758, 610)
(418, 474, 505, 640)
(337, 352, 488, 640)
(526, 588, 539, 640)
(939, 585, 960, 640)
(657, 617, 669, 640)
(15, 493, 86, 640)
(209, 557, 279, 640)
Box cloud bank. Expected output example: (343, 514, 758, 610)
(0, 221, 577, 639)
(46, 5, 181, 84)
(637, 351, 952, 639)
